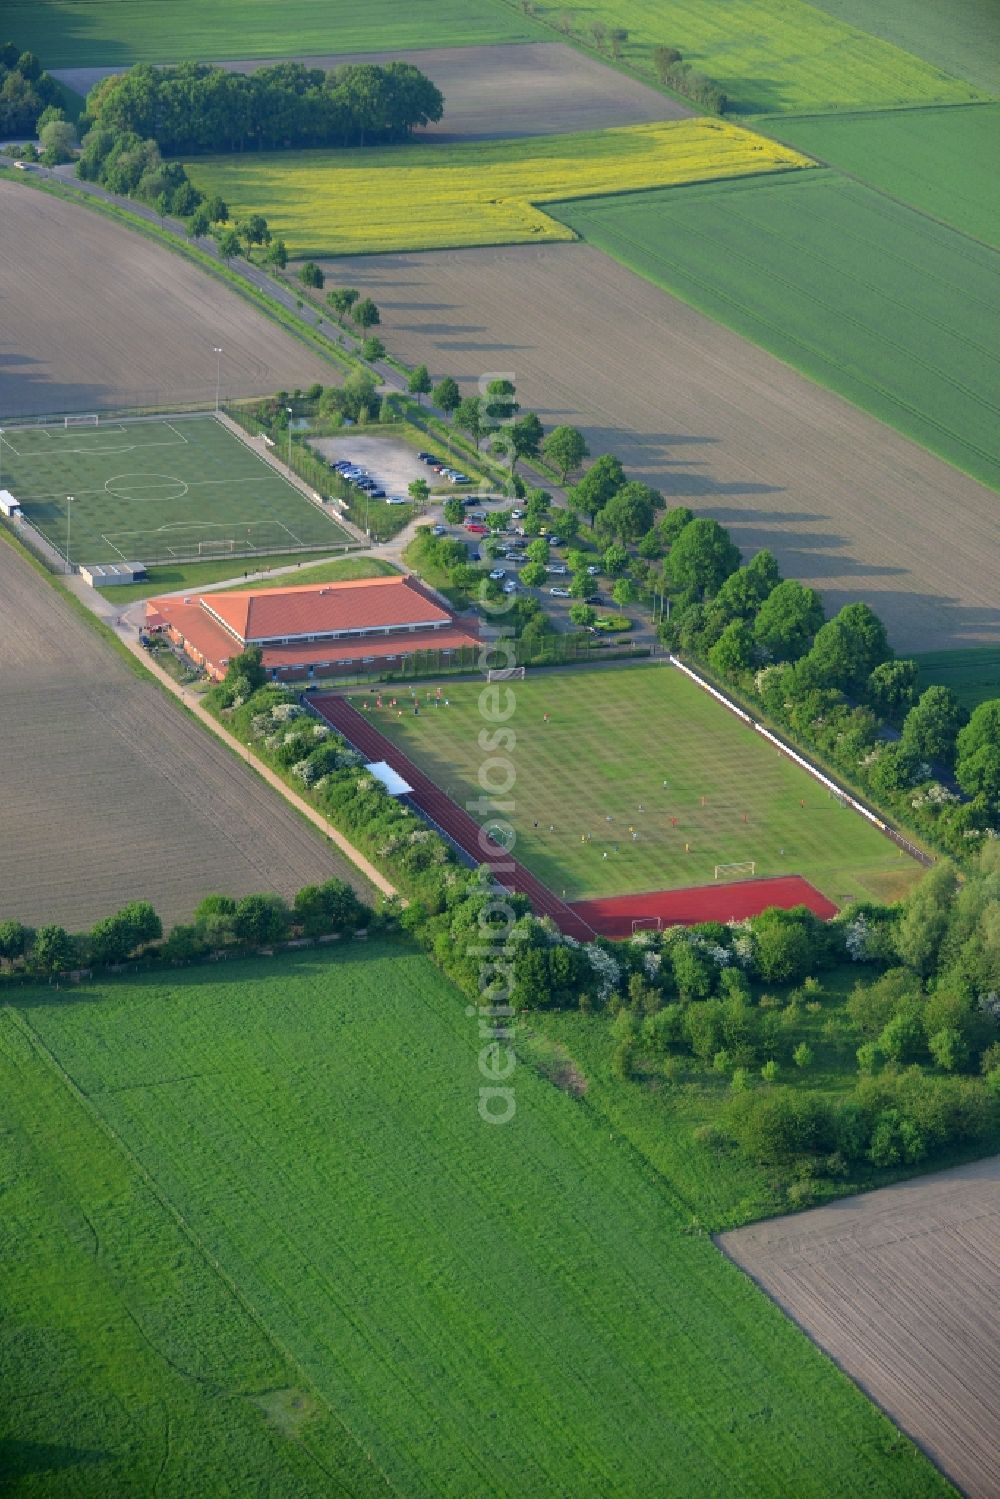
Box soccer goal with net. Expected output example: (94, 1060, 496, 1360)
(714, 861, 757, 881)
(486, 666, 526, 681)
(631, 917, 663, 934)
(64, 414, 100, 428)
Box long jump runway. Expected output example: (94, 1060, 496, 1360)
(309, 695, 598, 941)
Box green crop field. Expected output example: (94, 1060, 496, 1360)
(913, 646, 1000, 712)
(366, 665, 920, 906)
(775, 105, 1000, 246)
(552, 171, 1000, 492)
(531, 0, 977, 113)
(3, 0, 539, 68)
(187, 121, 811, 257)
(4, 943, 950, 1497)
(808, 0, 1000, 96)
(0, 414, 352, 567)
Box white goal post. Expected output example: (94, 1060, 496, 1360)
(631, 917, 663, 934)
(486, 666, 526, 681)
(714, 861, 757, 881)
(197, 538, 238, 555)
(64, 414, 99, 427)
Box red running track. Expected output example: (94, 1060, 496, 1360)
(570, 876, 838, 939)
(310, 695, 597, 942)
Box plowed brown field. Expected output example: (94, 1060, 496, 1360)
(324, 243, 1000, 653)
(0, 538, 368, 929)
(0, 181, 328, 418)
(719, 1156, 1000, 1499)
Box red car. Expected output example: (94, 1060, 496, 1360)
(465, 522, 488, 534)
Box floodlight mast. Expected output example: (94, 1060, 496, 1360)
(286, 406, 293, 474)
(213, 346, 223, 414)
(66, 495, 73, 574)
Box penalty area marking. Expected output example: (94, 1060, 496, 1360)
(0, 420, 190, 461)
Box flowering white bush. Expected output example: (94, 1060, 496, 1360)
(642, 949, 662, 980)
(979, 990, 1000, 1021)
(844, 913, 870, 962)
(585, 944, 621, 1004)
(271, 703, 302, 724)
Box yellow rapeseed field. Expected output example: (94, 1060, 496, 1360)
(189, 120, 814, 257)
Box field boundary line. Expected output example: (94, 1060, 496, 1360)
(668, 654, 933, 867)
(3, 1004, 404, 1499)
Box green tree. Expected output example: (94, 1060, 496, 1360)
(0, 920, 33, 968)
(569, 569, 598, 599)
(30, 925, 74, 978)
(596, 481, 659, 542)
(443, 496, 464, 525)
(894, 862, 959, 976)
(542, 425, 589, 482)
(408, 364, 432, 403)
(327, 286, 359, 321)
(361, 335, 385, 362)
(264, 238, 288, 268)
(611, 577, 636, 608)
(239, 213, 270, 248)
(293, 879, 363, 937)
(510, 412, 544, 470)
(793, 1042, 814, 1069)
(709, 619, 755, 677)
(569, 601, 596, 627)
(801, 602, 892, 694)
(653, 45, 683, 81)
(900, 686, 965, 767)
(526, 538, 550, 567)
(752, 579, 824, 661)
(204, 194, 228, 223)
(454, 396, 486, 449)
(298, 261, 325, 289)
(233, 893, 291, 946)
(351, 296, 380, 331)
(929, 1027, 969, 1073)
(39, 117, 77, 163)
(520, 561, 547, 588)
(955, 700, 1000, 804)
(217, 227, 242, 262)
(481, 379, 518, 437)
(568, 453, 625, 525)
(408, 478, 430, 504)
(665, 517, 740, 598)
(752, 911, 813, 983)
(432, 376, 461, 418)
(602, 542, 628, 576)
(867, 658, 919, 719)
(712, 551, 780, 623)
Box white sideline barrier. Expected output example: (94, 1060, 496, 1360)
(668, 654, 900, 841)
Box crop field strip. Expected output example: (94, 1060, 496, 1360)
(328, 241, 1000, 653)
(10, 943, 953, 1497)
(2, 0, 543, 67)
(0, 182, 331, 421)
(772, 104, 1000, 247)
(364, 667, 919, 906)
(0, 414, 351, 565)
(552, 171, 1000, 493)
(187, 120, 813, 257)
(0, 1007, 384, 1499)
(52, 42, 692, 140)
(0, 537, 365, 929)
(720, 1156, 1000, 1499)
(807, 0, 1000, 96)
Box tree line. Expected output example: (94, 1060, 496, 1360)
(0, 877, 369, 981)
(84, 60, 444, 155)
(0, 41, 60, 135)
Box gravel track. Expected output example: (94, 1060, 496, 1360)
(0, 539, 369, 929)
(323, 242, 1000, 653)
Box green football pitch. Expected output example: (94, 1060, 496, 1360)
(366, 665, 924, 907)
(0, 413, 352, 567)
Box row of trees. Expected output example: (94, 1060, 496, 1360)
(84, 60, 444, 155)
(0, 874, 369, 981)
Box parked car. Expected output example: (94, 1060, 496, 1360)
(385, 495, 408, 504)
(549, 586, 571, 597)
(369, 488, 387, 499)
(432, 524, 448, 535)
(449, 472, 471, 484)
(489, 568, 507, 580)
(502, 580, 518, 594)
(547, 564, 569, 576)
(587, 564, 600, 575)
(466, 522, 488, 534)
(547, 535, 563, 547)
(511, 509, 524, 520)
(417, 451, 435, 463)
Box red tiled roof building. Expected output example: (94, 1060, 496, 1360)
(146, 574, 479, 681)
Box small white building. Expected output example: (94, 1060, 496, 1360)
(78, 562, 148, 587)
(0, 489, 22, 518)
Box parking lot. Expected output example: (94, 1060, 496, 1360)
(309, 433, 431, 500)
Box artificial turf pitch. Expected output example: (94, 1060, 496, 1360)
(363, 664, 922, 907)
(0, 413, 351, 566)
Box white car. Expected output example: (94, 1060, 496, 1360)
(511, 509, 524, 520)
(432, 524, 447, 535)
(587, 565, 600, 575)
(489, 568, 507, 580)
(549, 586, 571, 597)
(385, 495, 409, 505)
(502, 580, 518, 594)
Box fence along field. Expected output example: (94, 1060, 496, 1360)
(552, 171, 1000, 493)
(366, 666, 921, 907)
(187, 120, 813, 257)
(10, 942, 952, 1498)
(0, 414, 352, 567)
(775, 104, 1000, 248)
